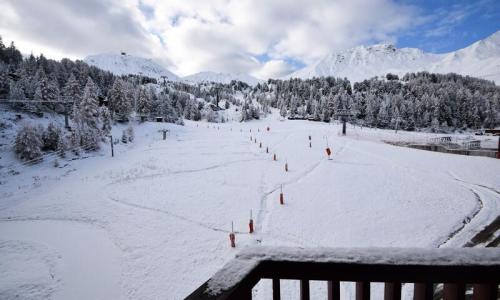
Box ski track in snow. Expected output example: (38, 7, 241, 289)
(448, 172, 500, 196)
(253, 137, 350, 246)
(107, 158, 264, 186)
(436, 188, 483, 248)
(0, 216, 104, 227)
(108, 196, 250, 235)
(441, 171, 500, 246)
(342, 142, 498, 249)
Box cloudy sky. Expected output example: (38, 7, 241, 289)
(1, 0, 499, 79)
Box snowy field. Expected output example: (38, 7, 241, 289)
(1, 114, 499, 299)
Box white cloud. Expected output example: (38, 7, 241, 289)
(1, 0, 419, 78)
(253, 60, 296, 79)
(140, 0, 419, 76)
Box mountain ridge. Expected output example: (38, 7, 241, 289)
(182, 71, 262, 86)
(287, 30, 500, 84)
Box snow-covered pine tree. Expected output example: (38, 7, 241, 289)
(33, 68, 49, 111)
(67, 130, 81, 155)
(137, 86, 151, 119)
(99, 106, 112, 137)
(64, 73, 82, 118)
(8, 80, 26, 110)
(109, 78, 131, 121)
(8, 80, 25, 100)
(161, 93, 179, 123)
(56, 132, 68, 158)
(75, 77, 101, 150)
(206, 108, 217, 123)
(14, 123, 43, 162)
(42, 122, 62, 151)
(279, 104, 287, 118)
(185, 98, 201, 121)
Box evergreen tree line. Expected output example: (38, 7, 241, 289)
(1, 37, 265, 162)
(0, 36, 259, 124)
(251, 73, 499, 131)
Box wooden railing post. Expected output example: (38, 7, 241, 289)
(384, 282, 401, 300)
(473, 284, 498, 300)
(443, 283, 465, 300)
(356, 282, 370, 300)
(327, 281, 340, 300)
(300, 280, 310, 300)
(414, 283, 433, 300)
(272, 278, 280, 300)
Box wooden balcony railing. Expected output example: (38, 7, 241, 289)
(185, 247, 500, 300)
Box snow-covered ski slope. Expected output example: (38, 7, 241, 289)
(1, 116, 499, 299)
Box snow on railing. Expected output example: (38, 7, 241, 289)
(185, 246, 500, 300)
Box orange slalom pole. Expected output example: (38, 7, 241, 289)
(279, 185, 284, 205)
(249, 210, 254, 234)
(229, 221, 236, 248)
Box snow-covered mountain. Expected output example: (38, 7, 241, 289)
(427, 31, 500, 83)
(182, 71, 262, 86)
(84, 53, 179, 81)
(289, 30, 500, 84)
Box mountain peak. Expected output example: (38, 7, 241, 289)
(84, 53, 179, 81)
(366, 43, 396, 51)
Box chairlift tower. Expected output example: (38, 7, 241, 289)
(334, 109, 356, 135)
